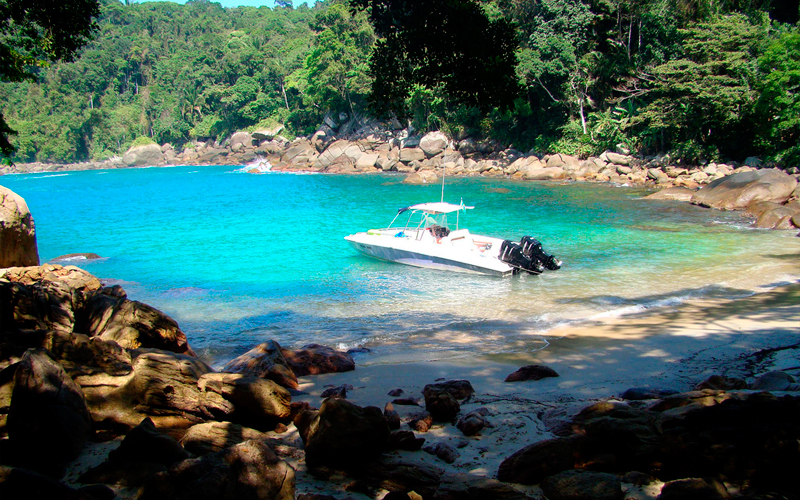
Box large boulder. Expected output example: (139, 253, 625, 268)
(180, 421, 270, 455)
(80, 289, 194, 355)
(221, 340, 298, 390)
(497, 435, 588, 485)
(403, 170, 439, 185)
(644, 187, 697, 201)
(692, 168, 798, 210)
(421, 380, 474, 422)
(419, 131, 449, 158)
(197, 372, 292, 430)
(280, 344, 355, 376)
(138, 440, 295, 500)
(0, 185, 39, 268)
(297, 398, 390, 467)
(540, 470, 624, 500)
(123, 144, 164, 167)
(6, 349, 93, 471)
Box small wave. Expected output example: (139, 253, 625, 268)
(235, 157, 272, 174)
(35, 173, 70, 178)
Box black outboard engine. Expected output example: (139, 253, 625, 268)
(499, 240, 544, 275)
(520, 236, 562, 271)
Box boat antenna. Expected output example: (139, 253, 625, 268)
(441, 135, 452, 203)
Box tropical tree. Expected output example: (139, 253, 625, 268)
(0, 0, 100, 160)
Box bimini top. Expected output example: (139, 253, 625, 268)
(401, 202, 474, 215)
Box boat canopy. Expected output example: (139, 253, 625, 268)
(401, 202, 474, 215)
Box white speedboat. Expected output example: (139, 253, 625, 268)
(344, 201, 561, 276)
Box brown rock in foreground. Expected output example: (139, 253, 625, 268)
(297, 398, 389, 468)
(222, 340, 299, 390)
(138, 439, 295, 500)
(6, 349, 93, 472)
(0, 185, 39, 268)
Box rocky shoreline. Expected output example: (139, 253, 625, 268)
(2, 146, 800, 499)
(4, 126, 800, 232)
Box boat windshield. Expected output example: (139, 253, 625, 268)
(390, 208, 455, 231)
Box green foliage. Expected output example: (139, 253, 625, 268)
(0, 0, 100, 159)
(302, 2, 374, 115)
(755, 30, 800, 164)
(131, 136, 156, 147)
(350, 0, 521, 119)
(630, 14, 767, 161)
(1, 0, 799, 165)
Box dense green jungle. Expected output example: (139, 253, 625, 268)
(1, 0, 799, 166)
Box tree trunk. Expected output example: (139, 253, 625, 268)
(281, 83, 289, 110)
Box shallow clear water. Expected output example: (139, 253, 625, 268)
(4, 165, 799, 366)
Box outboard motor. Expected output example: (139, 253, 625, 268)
(520, 236, 562, 271)
(499, 240, 544, 275)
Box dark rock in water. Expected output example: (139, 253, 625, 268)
(504, 365, 559, 382)
(298, 398, 390, 468)
(692, 168, 797, 210)
(457, 408, 491, 436)
(384, 402, 401, 430)
(694, 375, 747, 391)
(138, 439, 295, 500)
(408, 412, 433, 432)
(221, 340, 298, 390)
(388, 388, 404, 397)
(320, 384, 350, 399)
(50, 253, 102, 262)
(387, 430, 425, 451)
(180, 421, 270, 456)
(281, 343, 355, 376)
(540, 469, 624, 500)
(0, 466, 83, 499)
(657, 477, 730, 500)
(346, 347, 371, 355)
(7, 349, 93, 473)
(108, 417, 189, 465)
(422, 442, 459, 464)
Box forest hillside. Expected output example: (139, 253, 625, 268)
(0, 0, 798, 167)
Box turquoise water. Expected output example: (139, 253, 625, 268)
(4, 165, 799, 366)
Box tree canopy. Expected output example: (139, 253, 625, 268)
(349, 0, 520, 119)
(0, 0, 100, 159)
(1, 0, 800, 166)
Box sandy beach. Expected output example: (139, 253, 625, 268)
(285, 281, 800, 497)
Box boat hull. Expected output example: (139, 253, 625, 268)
(344, 233, 514, 276)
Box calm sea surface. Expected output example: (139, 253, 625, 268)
(4, 165, 799, 367)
